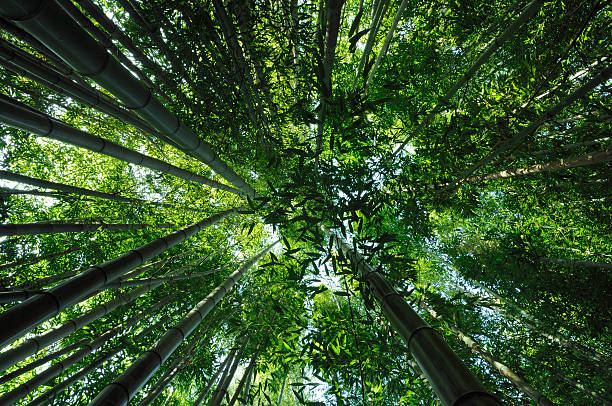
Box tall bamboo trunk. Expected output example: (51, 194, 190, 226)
(0, 297, 172, 405)
(315, 0, 344, 161)
(0, 208, 236, 349)
(55, 0, 165, 99)
(0, 94, 239, 195)
(26, 308, 181, 406)
(0, 38, 173, 145)
(352, 0, 389, 90)
(0, 16, 81, 80)
(0, 0, 256, 196)
(275, 372, 286, 406)
(137, 335, 208, 406)
(464, 150, 612, 183)
(209, 343, 247, 406)
(11, 240, 169, 291)
(0, 221, 174, 237)
(194, 349, 237, 406)
(390, 0, 545, 158)
(0, 338, 87, 386)
(71, 0, 179, 105)
(417, 298, 555, 405)
(88, 241, 278, 406)
(0, 170, 200, 213)
(0, 265, 221, 302)
(0, 269, 170, 371)
(322, 226, 499, 406)
(228, 344, 261, 406)
(240, 356, 255, 405)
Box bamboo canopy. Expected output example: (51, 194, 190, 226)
(0, 0, 609, 404)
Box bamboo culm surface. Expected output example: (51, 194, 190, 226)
(0, 208, 237, 349)
(0, 94, 240, 195)
(0, 221, 175, 237)
(0, 170, 202, 213)
(0, 0, 256, 196)
(322, 226, 500, 406)
(0, 298, 172, 405)
(88, 241, 278, 405)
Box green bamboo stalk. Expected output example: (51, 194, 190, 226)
(322, 226, 499, 405)
(87, 241, 278, 406)
(208, 343, 247, 406)
(0, 208, 237, 349)
(0, 94, 240, 195)
(0, 298, 172, 405)
(0, 170, 202, 213)
(0, 221, 174, 237)
(0, 338, 87, 386)
(193, 351, 235, 406)
(0, 0, 257, 196)
(26, 309, 184, 406)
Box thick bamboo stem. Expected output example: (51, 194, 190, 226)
(88, 241, 278, 405)
(26, 310, 182, 406)
(0, 208, 237, 349)
(0, 94, 240, 195)
(322, 226, 499, 406)
(228, 345, 260, 406)
(0, 221, 174, 237)
(0, 0, 256, 196)
(0, 298, 171, 405)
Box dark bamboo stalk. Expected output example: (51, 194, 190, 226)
(322, 226, 499, 406)
(71, 0, 181, 105)
(208, 343, 247, 406)
(0, 37, 178, 147)
(0, 170, 201, 213)
(193, 351, 235, 406)
(137, 335, 208, 406)
(0, 208, 237, 349)
(0, 338, 87, 386)
(0, 94, 240, 195)
(0, 298, 171, 405)
(0, 221, 174, 237)
(0, 266, 169, 371)
(26, 309, 183, 406)
(228, 346, 260, 406)
(0, 0, 256, 196)
(88, 241, 278, 405)
(55, 0, 167, 101)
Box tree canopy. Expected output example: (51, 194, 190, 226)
(0, 0, 610, 405)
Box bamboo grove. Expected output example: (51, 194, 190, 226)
(0, 0, 609, 404)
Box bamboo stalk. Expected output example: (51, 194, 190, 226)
(0, 221, 175, 237)
(193, 351, 235, 406)
(0, 208, 237, 349)
(0, 298, 172, 405)
(322, 226, 499, 406)
(87, 241, 278, 405)
(0, 0, 257, 195)
(0, 94, 240, 195)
